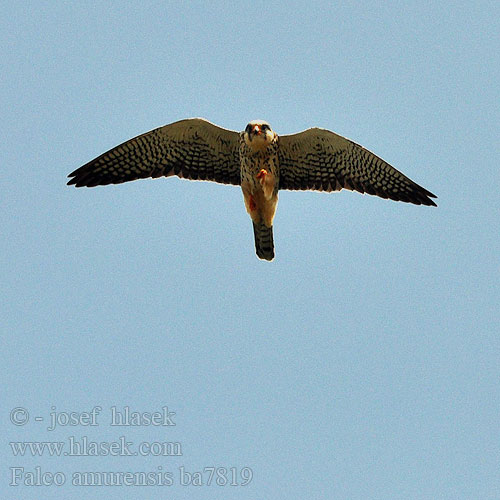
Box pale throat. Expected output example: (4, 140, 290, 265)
(243, 130, 275, 150)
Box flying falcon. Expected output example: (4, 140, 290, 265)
(68, 118, 437, 260)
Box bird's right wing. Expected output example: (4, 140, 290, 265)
(68, 118, 241, 187)
(279, 127, 437, 206)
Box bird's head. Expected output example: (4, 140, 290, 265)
(243, 120, 275, 150)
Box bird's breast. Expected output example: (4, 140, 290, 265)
(239, 150, 279, 188)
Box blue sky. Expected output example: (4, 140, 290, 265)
(2, 1, 499, 499)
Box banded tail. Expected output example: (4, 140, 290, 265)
(253, 221, 274, 261)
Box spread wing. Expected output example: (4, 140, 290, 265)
(67, 118, 241, 187)
(279, 128, 437, 206)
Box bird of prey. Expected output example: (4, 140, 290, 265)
(68, 118, 437, 260)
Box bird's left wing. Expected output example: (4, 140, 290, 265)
(279, 127, 437, 206)
(68, 118, 241, 187)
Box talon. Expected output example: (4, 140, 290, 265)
(256, 169, 268, 180)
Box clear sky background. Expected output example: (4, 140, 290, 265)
(1, 2, 499, 499)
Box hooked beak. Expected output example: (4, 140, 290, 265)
(252, 125, 261, 135)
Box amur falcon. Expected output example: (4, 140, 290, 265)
(68, 118, 437, 261)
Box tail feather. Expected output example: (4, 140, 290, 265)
(253, 221, 274, 261)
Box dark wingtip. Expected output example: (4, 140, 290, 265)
(423, 190, 438, 207)
(67, 166, 85, 186)
(412, 183, 437, 206)
(67, 175, 88, 187)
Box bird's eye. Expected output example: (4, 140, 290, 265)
(261, 124, 268, 131)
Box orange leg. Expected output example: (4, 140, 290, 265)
(256, 169, 275, 200)
(256, 169, 268, 180)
